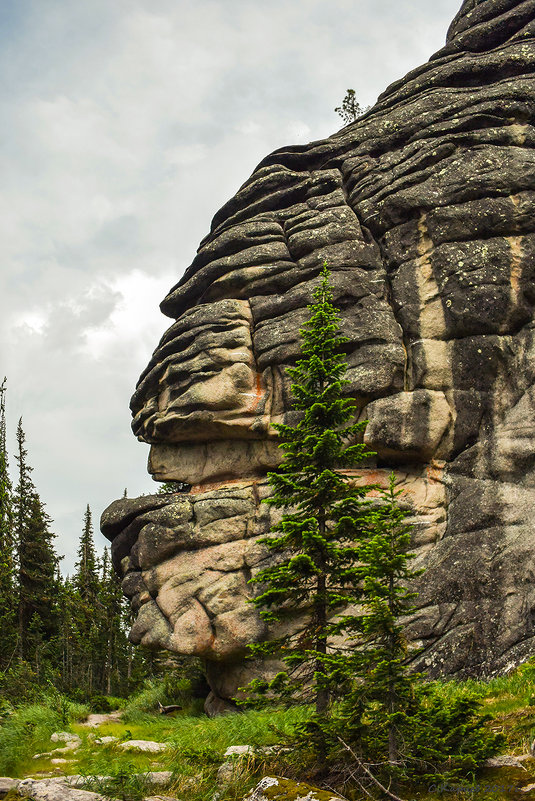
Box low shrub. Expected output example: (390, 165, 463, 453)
(123, 669, 205, 721)
(82, 763, 155, 801)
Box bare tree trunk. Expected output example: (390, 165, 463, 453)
(387, 574, 398, 763)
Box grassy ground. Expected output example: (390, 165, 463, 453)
(3, 662, 535, 801)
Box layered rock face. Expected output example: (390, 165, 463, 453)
(102, 0, 535, 706)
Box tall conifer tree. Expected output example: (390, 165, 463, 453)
(73, 505, 101, 692)
(246, 265, 376, 742)
(75, 505, 99, 602)
(14, 419, 59, 664)
(0, 379, 16, 665)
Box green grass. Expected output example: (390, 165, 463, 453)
(167, 705, 310, 753)
(0, 695, 89, 776)
(3, 662, 535, 800)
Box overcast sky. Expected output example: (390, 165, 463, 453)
(1, 0, 462, 572)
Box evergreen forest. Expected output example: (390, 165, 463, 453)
(0, 378, 152, 703)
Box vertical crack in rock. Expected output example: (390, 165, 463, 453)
(101, 0, 535, 705)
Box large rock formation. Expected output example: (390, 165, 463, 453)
(101, 0, 535, 707)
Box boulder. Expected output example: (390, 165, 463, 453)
(0, 778, 20, 798)
(101, 0, 535, 707)
(18, 778, 104, 801)
(245, 777, 345, 801)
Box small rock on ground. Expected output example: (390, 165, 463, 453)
(32, 741, 80, 759)
(80, 711, 122, 727)
(224, 745, 254, 757)
(56, 772, 173, 789)
(521, 784, 535, 793)
(217, 762, 237, 785)
(92, 736, 118, 745)
(50, 733, 81, 745)
(118, 740, 168, 753)
(144, 797, 180, 801)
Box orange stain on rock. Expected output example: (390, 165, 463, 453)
(427, 459, 446, 484)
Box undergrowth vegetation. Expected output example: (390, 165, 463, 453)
(0, 693, 88, 776)
(1, 662, 535, 800)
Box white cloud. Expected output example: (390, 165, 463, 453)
(82, 269, 174, 361)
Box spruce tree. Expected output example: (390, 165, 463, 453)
(75, 505, 99, 603)
(327, 473, 423, 775)
(245, 265, 376, 742)
(14, 419, 59, 664)
(244, 268, 500, 784)
(99, 547, 125, 695)
(73, 505, 102, 694)
(328, 475, 501, 788)
(0, 379, 16, 665)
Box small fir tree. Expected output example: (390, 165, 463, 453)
(326, 480, 502, 790)
(244, 264, 376, 746)
(328, 474, 422, 767)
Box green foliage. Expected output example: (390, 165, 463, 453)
(83, 763, 154, 801)
(323, 682, 502, 789)
(0, 693, 88, 776)
(167, 705, 311, 754)
(157, 480, 191, 494)
(0, 380, 156, 703)
(243, 264, 376, 738)
(123, 664, 206, 721)
(334, 89, 369, 124)
(0, 662, 41, 704)
(89, 695, 122, 713)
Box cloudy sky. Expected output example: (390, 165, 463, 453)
(1, 0, 462, 572)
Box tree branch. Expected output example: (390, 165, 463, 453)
(337, 737, 407, 801)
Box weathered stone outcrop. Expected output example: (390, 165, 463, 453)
(102, 0, 535, 706)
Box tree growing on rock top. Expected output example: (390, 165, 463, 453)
(335, 89, 368, 124)
(243, 264, 377, 750)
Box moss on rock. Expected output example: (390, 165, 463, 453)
(246, 776, 344, 801)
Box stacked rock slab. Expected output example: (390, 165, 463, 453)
(101, 0, 535, 709)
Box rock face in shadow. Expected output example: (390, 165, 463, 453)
(101, 0, 535, 707)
